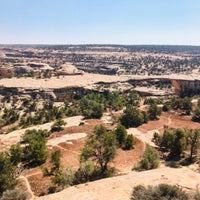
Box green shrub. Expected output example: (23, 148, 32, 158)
(23, 129, 48, 165)
(74, 161, 96, 184)
(165, 161, 181, 168)
(51, 119, 66, 132)
(120, 106, 148, 128)
(136, 145, 160, 170)
(114, 124, 127, 147)
(51, 150, 61, 172)
(80, 96, 104, 119)
(162, 104, 170, 112)
(0, 152, 16, 196)
(1, 189, 31, 200)
(52, 167, 74, 190)
(79, 122, 85, 126)
(148, 103, 162, 120)
(192, 107, 200, 122)
(123, 135, 135, 150)
(9, 144, 24, 166)
(170, 128, 187, 158)
(152, 132, 162, 146)
(131, 184, 189, 200)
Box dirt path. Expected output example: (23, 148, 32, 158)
(47, 132, 87, 147)
(127, 128, 158, 147)
(18, 176, 35, 199)
(55, 145, 80, 155)
(127, 114, 172, 147)
(158, 114, 171, 130)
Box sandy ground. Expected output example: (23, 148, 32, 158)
(18, 176, 35, 199)
(127, 128, 158, 147)
(47, 133, 87, 146)
(0, 74, 132, 89)
(0, 116, 84, 151)
(36, 166, 200, 200)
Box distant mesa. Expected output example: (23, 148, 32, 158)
(13, 62, 54, 74)
(57, 62, 84, 76)
(27, 62, 54, 71)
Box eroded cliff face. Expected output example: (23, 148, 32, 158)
(1, 77, 199, 102)
(171, 79, 200, 96)
(0, 86, 88, 102)
(171, 79, 181, 95)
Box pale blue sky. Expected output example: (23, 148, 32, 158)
(0, 0, 200, 45)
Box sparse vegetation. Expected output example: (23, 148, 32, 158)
(1, 188, 31, 200)
(131, 184, 189, 200)
(52, 167, 74, 190)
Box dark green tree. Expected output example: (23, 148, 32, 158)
(82, 101, 103, 119)
(170, 128, 187, 157)
(23, 129, 48, 165)
(141, 111, 149, 123)
(114, 124, 135, 150)
(187, 129, 200, 160)
(0, 152, 16, 196)
(123, 135, 135, 150)
(137, 145, 160, 170)
(51, 150, 61, 172)
(159, 128, 187, 158)
(81, 125, 117, 173)
(2, 108, 19, 125)
(114, 124, 127, 147)
(160, 129, 175, 151)
(182, 97, 192, 115)
(120, 106, 147, 128)
(162, 104, 170, 112)
(23, 129, 49, 143)
(25, 139, 48, 165)
(192, 107, 200, 122)
(9, 143, 24, 166)
(148, 103, 161, 120)
(51, 119, 66, 132)
(94, 124, 107, 136)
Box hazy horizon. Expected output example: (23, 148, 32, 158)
(1, 0, 200, 45)
(1, 44, 200, 47)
